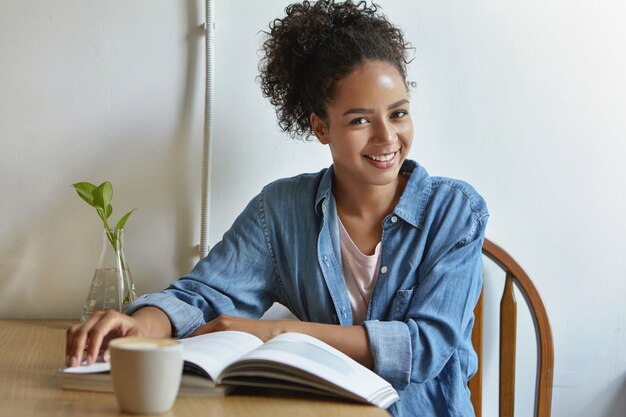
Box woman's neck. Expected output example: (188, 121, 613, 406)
(333, 174, 407, 222)
(333, 174, 408, 255)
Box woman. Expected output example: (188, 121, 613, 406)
(67, 2, 488, 416)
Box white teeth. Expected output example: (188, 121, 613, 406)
(367, 152, 396, 162)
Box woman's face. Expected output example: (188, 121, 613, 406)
(311, 60, 413, 191)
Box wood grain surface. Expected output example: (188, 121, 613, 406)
(0, 320, 389, 417)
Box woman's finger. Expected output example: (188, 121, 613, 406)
(83, 310, 128, 365)
(67, 311, 106, 367)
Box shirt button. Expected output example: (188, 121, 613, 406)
(391, 216, 398, 223)
(380, 266, 388, 274)
(324, 256, 330, 266)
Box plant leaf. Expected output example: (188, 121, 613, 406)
(105, 204, 113, 219)
(101, 181, 113, 209)
(72, 182, 97, 207)
(115, 209, 136, 231)
(93, 181, 113, 211)
(92, 185, 105, 210)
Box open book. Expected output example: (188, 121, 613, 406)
(61, 331, 399, 408)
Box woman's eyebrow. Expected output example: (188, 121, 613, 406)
(388, 98, 409, 109)
(342, 99, 409, 116)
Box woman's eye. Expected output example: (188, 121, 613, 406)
(349, 117, 369, 125)
(392, 110, 408, 119)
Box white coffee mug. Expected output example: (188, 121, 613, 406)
(109, 337, 183, 414)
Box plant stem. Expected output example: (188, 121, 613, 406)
(103, 227, 134, 304)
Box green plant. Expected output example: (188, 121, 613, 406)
(72, 181, 135, 253)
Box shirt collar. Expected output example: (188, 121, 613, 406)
(394, 159, 432, 229)
(314, 160, 432, 229)
(315, 166, 334, 216)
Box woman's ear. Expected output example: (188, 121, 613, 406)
(310, 113, 329, 144)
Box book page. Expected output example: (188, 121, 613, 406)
(220, 332, 398, 407)
(180, 331, 263, 380)
(62, 361, 110, 374)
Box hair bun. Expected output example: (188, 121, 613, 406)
(259, 1, 410, 140)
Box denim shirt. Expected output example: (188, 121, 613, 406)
(126, 160, 488, 417)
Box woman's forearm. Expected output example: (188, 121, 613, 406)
(190, 315, 374, 369)
(281, 321, 374, 369)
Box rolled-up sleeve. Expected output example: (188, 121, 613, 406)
(363, 319, 412, 387)
(125, 293, 205, 338)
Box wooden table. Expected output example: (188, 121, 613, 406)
(0, 320, 389, 417)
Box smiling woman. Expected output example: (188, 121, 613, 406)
(65, 2, 488, 417)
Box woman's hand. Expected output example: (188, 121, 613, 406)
(190, 315, 286, 342)
(65, 307, 172, 367)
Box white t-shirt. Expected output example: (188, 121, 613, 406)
(338, 218, 381, 324)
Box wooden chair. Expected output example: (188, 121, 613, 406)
(468, 238, 554, 417)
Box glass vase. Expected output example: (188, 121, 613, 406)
(81, 229, 137, 322)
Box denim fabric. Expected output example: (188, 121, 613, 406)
(126, 159, 488, 417)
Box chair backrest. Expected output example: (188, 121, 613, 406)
(468, 238, 554, 417)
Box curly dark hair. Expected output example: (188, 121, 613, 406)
(259, 0, 411, 140)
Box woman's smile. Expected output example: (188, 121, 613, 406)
(363, 150, 400, 168)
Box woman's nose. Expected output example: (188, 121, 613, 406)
(371, 119, 396, 144)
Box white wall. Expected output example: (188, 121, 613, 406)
(0, 1, 624, 416)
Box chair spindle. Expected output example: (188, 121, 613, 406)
(500, 271, 517, 417)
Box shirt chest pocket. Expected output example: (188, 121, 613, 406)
(391, 287, 416, 321)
